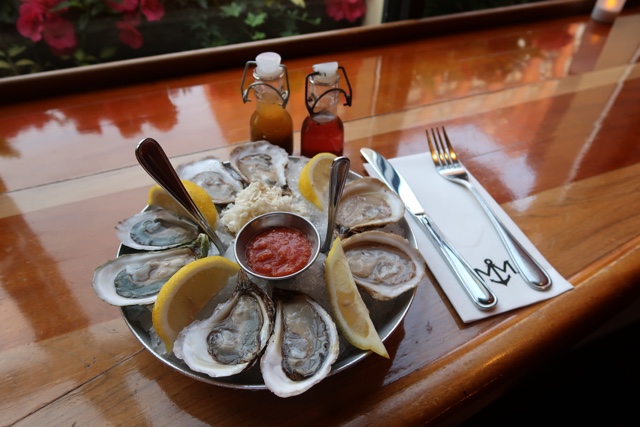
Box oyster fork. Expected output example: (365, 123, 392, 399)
(427, 127, 552, 291)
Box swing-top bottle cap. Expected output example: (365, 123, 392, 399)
(312, 62, 339, 84)
(255, 52, 282, 79)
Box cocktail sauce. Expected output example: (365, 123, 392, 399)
(246, 227, 312, 277)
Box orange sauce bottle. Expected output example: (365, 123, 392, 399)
(242, 52, 293, 154)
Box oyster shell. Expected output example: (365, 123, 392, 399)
(260, 288, 339, 397)
(229, 140, 289, 187)
(92, 234, 210, 306)
(177, 156, 245, 204)
(341, 231, 426, 300)
(336, 177, 405, 231)
(116, 207, 199, 251)
(173, 272, 275, 378)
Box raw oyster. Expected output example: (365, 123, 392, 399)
(173, 272, 275, 378)
(229, 140, 289, 187)
(116, 207, 199, 251)
(336, 177, 405, 231)
(261, 288, 339, 398)
(177, 156, 245, 204)
(341, 231, 426, 300)
(93, 234, 210, 306)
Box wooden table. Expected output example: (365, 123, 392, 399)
(2, 4, 639, 426)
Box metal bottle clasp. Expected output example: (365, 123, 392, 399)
(304, 65, 353, 115)
(240, 60, 291, 108)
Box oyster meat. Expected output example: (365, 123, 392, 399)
(229, 140, 289, 188)
(116, 207, 199, 251)
(173, 273, 275, 378)
(177, 156, 245, 204)
(336, 177, 405, 231)
(92, 234, 210, 306)
(341, 231, 426, 300)
(261, 288, 339, 398)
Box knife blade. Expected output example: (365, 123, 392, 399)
(360, 148, 497, 310)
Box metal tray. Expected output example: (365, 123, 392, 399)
(119, 165, 417, 390)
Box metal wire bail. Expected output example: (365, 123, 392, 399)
(240, 60, 291, 108)
(304, 66, 353, 116)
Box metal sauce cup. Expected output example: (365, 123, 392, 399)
(234, 212, 321, 281)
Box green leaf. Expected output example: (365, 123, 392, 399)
(100, 47, 117, 59)
(15, 59, 36, 67)
(221, 3, 243, 18)
(0, 60, 10, 69)
(252, 31, 266, 41)
(74, 49, 85, 62)
(78, 13, 90, 31)
(245, 12, 267, 28)
(8, 45, 27, 57)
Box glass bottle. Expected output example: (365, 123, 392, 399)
(301, 62, 352, 158)
(241, 52, 293, 154)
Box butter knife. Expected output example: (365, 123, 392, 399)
(361, 148, 497, 310)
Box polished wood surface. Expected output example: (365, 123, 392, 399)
(1, 6, 639, 426)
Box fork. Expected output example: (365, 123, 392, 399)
(427, 127, 552, 291)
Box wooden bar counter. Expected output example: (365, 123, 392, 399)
(1, 3, 639, 426)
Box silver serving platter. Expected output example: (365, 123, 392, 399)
(119, 164, 417, 390)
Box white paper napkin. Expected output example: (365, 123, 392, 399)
(365, 152, 573, 323)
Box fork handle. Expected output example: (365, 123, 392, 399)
(467, 185, 552, 291)
(413, 213, 497, 310)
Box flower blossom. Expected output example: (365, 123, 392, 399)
(43, 14, 78, 54)
(117, 13, 143, 49)
(141, 0, 165, 22)
(17, 0, 77, 53)
(325, 0, 367, 23)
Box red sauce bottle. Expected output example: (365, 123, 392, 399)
(301, 62, 352, 158)
(241, 52, 294, 154)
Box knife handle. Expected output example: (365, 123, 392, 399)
(413, 213, 498, 310)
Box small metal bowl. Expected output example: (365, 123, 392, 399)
(234, 212, 321, 281)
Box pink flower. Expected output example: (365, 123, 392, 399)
(117, 14, 143, 49)
(325, 0, 366, 23)
(141, 0, 165, 22)
(17, 2, 45, 42)
(17, 0, 74, 43)
(106, 0, 139, 13)
(42, 14, 77, 53)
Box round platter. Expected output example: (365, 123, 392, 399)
(119, 165, 417, 390)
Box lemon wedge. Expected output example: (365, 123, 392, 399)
(325, 237, 389, 358)
(298, 153, 337, 210)
(152, 256, 240, 353)
(147, 180, 218, 227)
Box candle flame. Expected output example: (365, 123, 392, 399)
(604, 0, 620, 9)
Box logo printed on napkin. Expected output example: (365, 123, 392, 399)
(365, 153, 573, 323)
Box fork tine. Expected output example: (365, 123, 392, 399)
(431, 127, 449, 167)
(426, 128, 441, 166)
(440, 127, 458, 163)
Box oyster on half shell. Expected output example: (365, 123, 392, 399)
(229, 140, 289, 188)
(93, 234, 211, 306)
(177, 156, 245, 205)
(173, 272, 275, 378)
(260, 288, 339, 398)
(341, 231, 426, 300)
(336, 177, 405, 231)
(116, 207, 199, 251)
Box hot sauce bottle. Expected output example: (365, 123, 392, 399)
(300, 62, 352, 158)
(241, 52, 294, 154)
